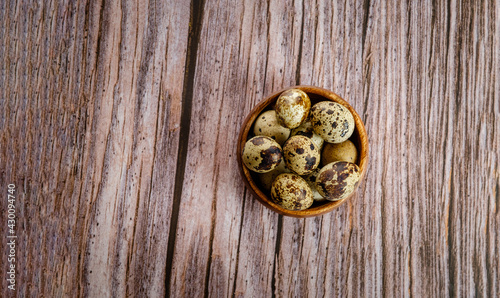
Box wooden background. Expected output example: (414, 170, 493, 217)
(1, 0, 499, 297)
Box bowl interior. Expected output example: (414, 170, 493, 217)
(237, 86, 368, 218)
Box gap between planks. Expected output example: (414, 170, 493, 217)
(165, 0, 206, 295)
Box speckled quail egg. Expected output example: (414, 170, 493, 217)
(271, 173, 314, 210)
(322, 140, 358, 166)
(302, 167, 326, 202)
(258, 159, 290, 191)
(253, 110, 291, 145)
(291, 120, 324, 149)
(310, 101, 355, 143)
(275, 89, 311, 129)
(242, 136, 283, 173)
(315, 161, 361, 201)
(283, 135, 321, 175)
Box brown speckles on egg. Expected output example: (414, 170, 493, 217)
(242, 136, 283, 173)
(340, 121, 350, 137)
(283, 135, 320, 175)
(315, 161, 361, 201)
(290, 120, 324, 149)
(302, 167, 325, 201)
(304, 155, 317, 171)
(256, 145, 282, 171)
(310, 101, 355, 143)
(271, 173, 313, 211)
(251, 137, 265, 146)
(253, 110, 290, 145)
(275, 89, 311, 129)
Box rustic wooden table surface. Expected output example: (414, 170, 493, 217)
(1, 0, 499, 297)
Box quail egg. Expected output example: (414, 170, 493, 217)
(283, 135, 321, 175)
(253, 110, 291, 145)
(302, 167, 326, 201)
(310, 101, 355, 143)
(315, 161, 361, 201)
(322, 140, 358, 166)
(275, 89, 311, 129)
(290, 120, 324, 149)
(242, 136, 283, 173)
(271, 173, 314, 210)
(258, 159, 290, 190)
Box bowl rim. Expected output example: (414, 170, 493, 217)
(237, 85, 369, 218)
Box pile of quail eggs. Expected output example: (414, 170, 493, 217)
(242, 88, 361, 211)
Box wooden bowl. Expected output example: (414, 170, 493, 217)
(237, 86, 369, 218)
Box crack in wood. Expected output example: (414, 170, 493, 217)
(165, 0, 205, 295)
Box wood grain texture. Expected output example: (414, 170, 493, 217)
(0, 0, 190, 296)
(1, 0, 499, 297)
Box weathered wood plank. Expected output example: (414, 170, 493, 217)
(169, 0, 277, 296)
(168, 0, 314, 296)
(233, 0, 305, 296)
(275, 0, 500, 297)
(170, 0, 499, 297)
(0, 0, 190, 296)
(276, 0, 381, 296)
